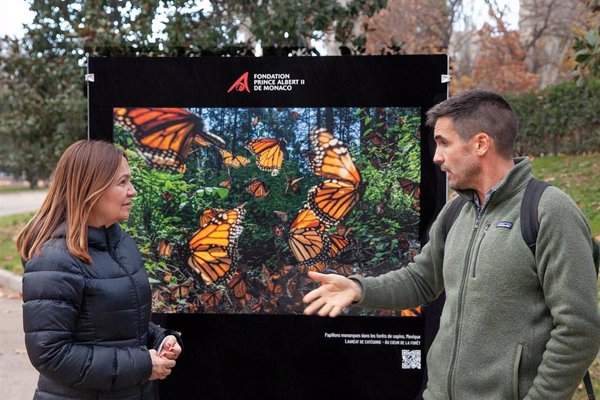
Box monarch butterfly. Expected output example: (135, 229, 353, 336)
(227, 272, 252, 302)
(328, 234, 354, 259)
(273, 210, 289, 222)
(169, 280, 193, 301)
(187, 205, 245, 285)
(219, 179, 232, 190)
(200, 289, 223, 309)
(285, 175, 303, 193)
(246, 178, 269, 198)
(365, 131, 387, 147)
(328, 233, 363, 264)
(287, 208, 330, 270)
(308, 128, 361, 184)
(252, 116, 259, 127)
(162, 271, 173, 285)
(400, 306, 422, 317)
(158, 240, 173, 257)
(245, 138, 286, 176)
(199, 207, 224, 228)
(400, 178, 420, 198)
(220, 149, 250, 169)
(113, 107, 225, 172)
(272, 223, 286, 238)
(307, 180, 361, 226)
(333, 263, 355, 275)
(307, 128, 362, 226)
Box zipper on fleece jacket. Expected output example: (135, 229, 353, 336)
(471, 223, 491, 278)
(446, 193, 496, 400)
(447, 215, 480, 400)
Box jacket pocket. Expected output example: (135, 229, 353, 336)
(513, 343, 523, 400)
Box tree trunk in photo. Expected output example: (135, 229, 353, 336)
(325, 108, 334, 133)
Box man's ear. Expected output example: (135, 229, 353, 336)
(474, 132, 490, 155)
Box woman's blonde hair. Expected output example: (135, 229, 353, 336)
(17, 140, 125, 264)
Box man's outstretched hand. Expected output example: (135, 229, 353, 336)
(302, 271, 362, 317)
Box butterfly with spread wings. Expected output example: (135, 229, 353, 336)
(306, 128, 363, 227)
(114, 107, 225, 173)
(245, 138, 287, 176)
(287, 207, 330, 271)
(187, 205, 245, 285)
(219, 149, 250, 169)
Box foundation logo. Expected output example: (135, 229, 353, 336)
(227, 71, 306, 93)
(227, 72, 251, 93)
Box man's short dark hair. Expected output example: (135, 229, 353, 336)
(426, 89, 518, 158)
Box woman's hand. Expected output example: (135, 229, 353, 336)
(149, 349, 176, 380)
(158, 335, 182, 360)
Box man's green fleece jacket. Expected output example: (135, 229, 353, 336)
(352, 158, 600, 400)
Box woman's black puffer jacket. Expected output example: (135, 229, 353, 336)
(22, 222, 167, 400)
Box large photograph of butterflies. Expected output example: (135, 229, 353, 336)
(113, 106, 422, 316)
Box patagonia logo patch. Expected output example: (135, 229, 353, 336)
(496, 221, 513, 229)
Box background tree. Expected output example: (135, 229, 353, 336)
(365, 0, 461, 54)
(572, 0, 600, 83)
(1, 0, 599, 185)
(519, 0, 589, 86)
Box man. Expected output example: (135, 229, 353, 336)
(303, 89, 600, 399)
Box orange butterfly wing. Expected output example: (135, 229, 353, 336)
(245, 138, 285, 176)
(158, 240, 173, 257)
(114, 107, 224, 172)
(220, 149, 250, 169)
(308, 128, 361, 185)
(307, 180, 360, 226)
(187, 205, 245, 285)
(328, 234, 352, 259)
(246, 178, 269, 198)
(306, 128, 362, 226)
(287, 208, 330, 270)
(199, 207, 224, 228)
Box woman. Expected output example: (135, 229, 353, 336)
(17, 140, 182, 399)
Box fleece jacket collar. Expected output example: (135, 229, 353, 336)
(455, 156, 533, 207)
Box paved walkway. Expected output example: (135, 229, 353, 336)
(0, 286, 38, 400)
(0, 190, 47, 217)
(0, 190, 45, 398)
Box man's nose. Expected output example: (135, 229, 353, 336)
(433, 148, 443, 165)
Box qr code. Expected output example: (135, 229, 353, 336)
(402, 350, 421, 369)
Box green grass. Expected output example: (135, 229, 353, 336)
(0, 212, 33, 275)
(531, 154, 600, 239)
(0, 187, 46, 193)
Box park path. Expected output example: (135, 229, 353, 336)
(0, 190, 45, 398)
(0, 190, 47, 217)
